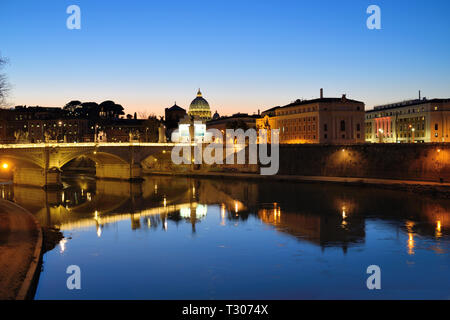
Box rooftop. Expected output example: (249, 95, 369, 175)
(261, 95, 364, 116)
(368, 98, 450, 113)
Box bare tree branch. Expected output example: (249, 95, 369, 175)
(138, 111, 149, 119)
(0, 55, 10, 107)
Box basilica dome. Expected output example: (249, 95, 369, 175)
(188, 89, 211, 121)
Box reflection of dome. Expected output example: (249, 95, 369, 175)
(179, 204, 208, 219)
(212, 110, 220, 120)
(188, 89, 211, 120)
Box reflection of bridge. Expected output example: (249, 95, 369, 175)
(8, 177, 249, 233)
(0, 143, 181, 188)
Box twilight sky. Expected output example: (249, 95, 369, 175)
(0, 0, 449, 117)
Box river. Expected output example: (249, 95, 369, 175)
(1, 175, 449, 299)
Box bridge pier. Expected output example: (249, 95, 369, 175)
(13, 166, 63, 190)
(95, 163, 143, 181)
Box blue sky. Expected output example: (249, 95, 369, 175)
(1, 0, 449, 116)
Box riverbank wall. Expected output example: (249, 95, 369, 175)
(144, 143, 449, 182)
(142, 143, 450, 197)
(276, 143, 449, 182)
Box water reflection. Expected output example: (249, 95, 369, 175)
(1, 176, 450, 299)
(1, 176, 448, 251)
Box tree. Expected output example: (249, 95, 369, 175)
(138, 111, 148, 119)
(0, 54, 10, 107)
(143, 115, 161, 142)
(80, 102, 100, 119)
(63, 100, 82, 116)
(99, 100, 125, 119)
(64, 100, 82, 110)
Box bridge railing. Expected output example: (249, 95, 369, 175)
(0, 142, 195, 149)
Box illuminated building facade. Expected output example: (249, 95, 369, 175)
(365, 98, 450, 143)
(172, 114, 208, 143)
(256, 89, 365, 144)
(206, 113, 259, 132)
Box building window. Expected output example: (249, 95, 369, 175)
(324, 134, 327, 139)
(435, 123, 438, 130)
(356, 123, 360, 131)
(324, 124, 328, 131)
(340, 120, 345, 131)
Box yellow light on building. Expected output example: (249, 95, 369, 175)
(2, 163, 8, 169)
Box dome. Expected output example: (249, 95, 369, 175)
(188, 89, 211, 120)
(212, 110, 220, 120)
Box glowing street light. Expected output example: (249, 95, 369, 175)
(1, 163, 8, 170)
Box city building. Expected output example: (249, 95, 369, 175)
(256, 89, 365, 144)
(365, 98, 450, 143)
(206, 112, 260, 132)
(27, 119, 89, 143)
(164, 103, 187, 139)
(172, 114, 207, 143)
(0, 105, 161, 143)
(188, 89, 212, 121)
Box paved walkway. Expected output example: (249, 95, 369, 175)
(0, 200, 42, 300)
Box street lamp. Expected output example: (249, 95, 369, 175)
(411, 127, 415, 143)
(378, 128, 384, 143)
(94, 124, 98, 143)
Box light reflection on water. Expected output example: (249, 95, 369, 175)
(1, 176, 449, 299)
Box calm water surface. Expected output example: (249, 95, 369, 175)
(1, 176, 449, 299)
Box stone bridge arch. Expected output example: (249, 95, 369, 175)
(1, 143, 179, 189)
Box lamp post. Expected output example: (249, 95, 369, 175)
(58, 121, 64, 143)
(378, 128, 384, 143)
(411, 127, 415, 143)
(94, 124, 98, 143)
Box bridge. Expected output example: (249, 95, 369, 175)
(0, 142, 185, 189)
